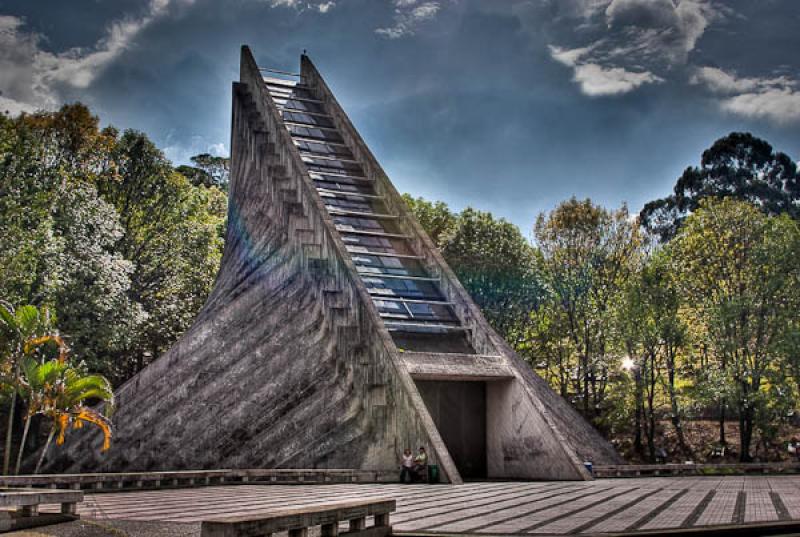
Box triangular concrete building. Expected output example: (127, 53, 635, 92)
(50, 47, 621, 482)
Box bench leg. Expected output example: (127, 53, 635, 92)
(289, 528, 308, 537)
(321, 522, 339, 537)
(62, 502, 78, 515)
(375, 513, 390, 527)
(17, 504, 39, 517)
(349, 517, 366, 532)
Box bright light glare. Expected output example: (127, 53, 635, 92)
(621, 357, 636, 371)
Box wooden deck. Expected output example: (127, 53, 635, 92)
(46, 476, 800, 535)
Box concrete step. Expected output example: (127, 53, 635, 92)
(295, 228, 316, 243)
(302, 243, 322, 259)
(322, 289, 350, 309)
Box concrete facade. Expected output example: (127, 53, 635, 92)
(45, 47, 621, 482)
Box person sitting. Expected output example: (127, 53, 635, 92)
(788, 438, 800, 462)
(412, 446, 428, 482)
(399, 448, 414, 483)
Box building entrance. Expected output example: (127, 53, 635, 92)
(415, 380, 487, 479)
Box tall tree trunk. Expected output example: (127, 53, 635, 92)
(740, 401, 754, 462)
(3, 362, 20, 475)
(14, 415, 31, 475)
(634, 365, 644, 458)
(582, 354, 590, 416)
(667, 353, 691, 457)
(34, 427, 55, 475)
(718, 353, 727, 446)
(646, 355, 657, 462)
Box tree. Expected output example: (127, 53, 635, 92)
(0, 106, 144, 380)
(618, 248, 690, 460)
(534, 198, 641, 419)
(440, 208, 542, 344)
(403, 197, 542, 345)
(33, 362, 114, 474)
(641, 132, 799, 241)
(177, 153, 230, 190)
(0, 106, 226, 383)
(16, 344, 69, 474)
(668, 198, 800, 461)
(402, 195, 458, 245)
(0, 304, 56, 475)
(99, 132, 226, 379)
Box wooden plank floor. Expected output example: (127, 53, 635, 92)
(67, 476, 800, 535)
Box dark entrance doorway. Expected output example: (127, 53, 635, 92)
(415, 380, 487, 479)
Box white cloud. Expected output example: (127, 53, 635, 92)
(376, 1, 441, 39)
(550, 43, 663, 96)
(267, 0, 336, 13)
(601, 0, 716, 64)
(722, 89, 800, 124)
(547, 0, 718, 96)
(268, 0, 300, 7)
(0, 1, 194, 115)
(549, 44, 595, 67)
(572, 63, 663, 96)
(163, 136, 229, 165)
(692, 66, 800, 124)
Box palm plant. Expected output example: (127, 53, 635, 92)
(15, 355, 68, 474)
(33, 364, 114, 474)
(0, 304, 55, 475)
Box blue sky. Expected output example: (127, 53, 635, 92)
(0, 0, 798, 231)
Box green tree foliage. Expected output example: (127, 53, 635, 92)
(0, 104, 227, 384)
(402, 195, 458, 245)
(32, 359, 114, 474)
(98, 132, 227, 379)
(667, 198, 800, 461)
(640, 132, 800, 241)
(402, 196, 542, 345)
(0, 303, 56, 474)
(176, 153, 230, 190)
(533, 198, 641, 419)
(618, 248, 690, 459)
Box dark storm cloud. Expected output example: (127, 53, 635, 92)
(1, 0, 798, 230)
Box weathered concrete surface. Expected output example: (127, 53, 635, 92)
(44, 46, 621, 481)
(401, 352, 515, 380)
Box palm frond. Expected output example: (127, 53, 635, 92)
(0, 304, 17, 332)
(23, 335, 67, 360)
(55, 413, 69, 446)
(71, 407, 112, 451)
(15, 305, 40, 336)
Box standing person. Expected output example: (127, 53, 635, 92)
(399, 448, 414, 483)
(413, 446, 428, 482)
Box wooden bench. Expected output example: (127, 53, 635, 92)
(200, 498, 396, 537)
(0, 487, 83, 532)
